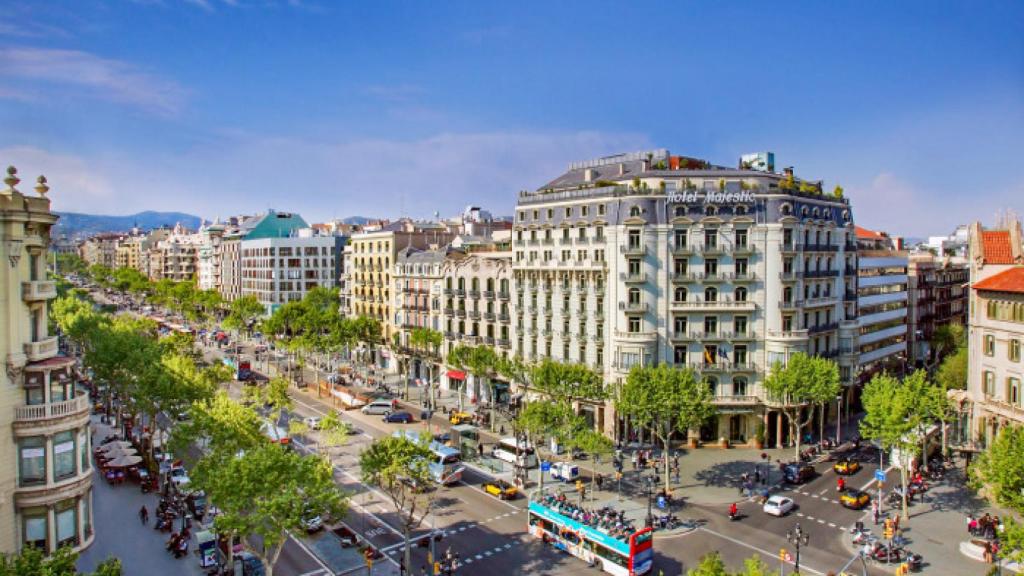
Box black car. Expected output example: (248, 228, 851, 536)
(783, 463, 816, 484)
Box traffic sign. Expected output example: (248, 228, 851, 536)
(540, 460, 551, 472)
(875, 469, 886, 483)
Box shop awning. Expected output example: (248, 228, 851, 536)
(447, 370, 466, 380)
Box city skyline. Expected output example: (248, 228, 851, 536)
(1, 1, 1022, 237)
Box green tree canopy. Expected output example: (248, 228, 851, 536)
(617, 363, 715, 492)
(763, 352, 841, 460)
(0, 545, 121, 576)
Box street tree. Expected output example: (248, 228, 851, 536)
(359, 434, 435, 573)
(860, 371, 929, 520)
(447, 344, 500, 418)
(935, 347, 968, 391)
(926, 323, 965, 370)
(0, 545, 122, 576)
(192, 444, 347, 576)
(569, 426, 615, 501)
(316, 409, 353, 453)
(170, 391, 264, 460)
(686, 552, 778, 576)
(971, 425, 1024, 564)
(763, 352, 841, 460)
(405, 327, 443, 404)
(616, 363, 715, 493)
(223, 295, 266, 336)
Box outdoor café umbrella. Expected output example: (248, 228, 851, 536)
(106, 454, 143, 468)
(101, 447, 138, 460)
(99, 441, 133, 452)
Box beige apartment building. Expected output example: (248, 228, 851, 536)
(963, 221, 1024, 447)
(1, 167, 94, 554)
(78, 233, 121, 268)
(348, 220, 455, 368)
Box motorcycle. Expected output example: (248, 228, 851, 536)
(905, 551, 923, 571)
(870, 543, 904, 563)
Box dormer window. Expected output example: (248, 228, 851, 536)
(629, 206, 641, 218)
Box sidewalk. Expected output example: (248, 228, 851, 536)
(841, 464, 1021, 574)
(76, 416, 204, 575)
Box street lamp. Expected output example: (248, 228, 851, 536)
(644, 475, 655, 528)
(786, 523, 810, 574)
(835, 393, 843, 445)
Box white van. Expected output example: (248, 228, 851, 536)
(361, 400, 393, 415)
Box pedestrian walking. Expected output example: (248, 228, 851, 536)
(139, 505, 148, 525)
(478, 442, 484, 458)
(754, 468, 761, 484)
(631, 452, 638, 471)
(596, 474, 604, 491)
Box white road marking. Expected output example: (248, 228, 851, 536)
(699, 526, 827, 576)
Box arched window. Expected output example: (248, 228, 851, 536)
(783, 286, 793, 302)
(733, 377, 748, 396)
(630, 206, 641, 217)
(734, 287, 748, 302)
(628, 287, 641, 304)
(674, 287, 688, 302)
(705, 205, 716, 216)
(781, 203, 792, 216)
(705, 287, 718, 302)
(736, 205, 747, 215)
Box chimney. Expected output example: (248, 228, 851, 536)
(641, 159, 650, 172)
(618, 163, 625, 176)
(783, 167, 794, 178)
(584, 168, 593, 182)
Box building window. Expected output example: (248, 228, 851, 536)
(733, 376, 748, 396)
(582, 205, 589, 216)
(674, 287, 687, 302)
(19, 437, 46, 486)
(674, 346, 687, 364)
(673, 316, 687, 335)
(628, 317, 641, 333)
(734, 345, 748, 365)
(984, 334, 996, 356)
(704, 228, 717, 248)
(735, 316, 748, 334)
(704, 316, 718, 334)
(23, 508, 47, 550)
(1010, 339, 1021, 362)
(628, 259, 641, 276)
(674, 229, 688, 248)
(56, 499, 78, 548)
(629, 206, 641, 218)
(704, 287, 718, 302)
(628, 287, 641, 305)
(1008, 377, 1021, 406)
(53, 431, 75, 481)
(984, 371, 995, 396)
(734, 287, 748, 302)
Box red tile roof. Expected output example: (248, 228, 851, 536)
(855, 225, 884, 240)
(973, 267, 1024, 294)
(982, 231, 1014, 264)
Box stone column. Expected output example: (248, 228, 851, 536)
(776, 411, 784, 449)
(46, 506, 56, 554)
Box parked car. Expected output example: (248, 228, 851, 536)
(783, 463, 816, 484)
(301, 508, 324, 533)
(236, 551, 266, 576)
(840, 489, 871, 510)
(304, 416, 322, 430)
(383, 411, 413, 424)
(762, 495, 795, 517)
(169, 465, 190, 487)
(482, 479, 518, 500)
(361, 400, 393, 415)
(833, 458, 861, 475)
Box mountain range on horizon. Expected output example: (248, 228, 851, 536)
(53, 211, 386, 238)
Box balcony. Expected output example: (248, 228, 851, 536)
(804, 295, 837, 307)
(733, 272, 757, 282)
(619, 272, 647, 284)
(618, 301, 648, 314)
(671, 243, 695, 255)
(455, 289, 466, 297)
(468, 310, 481, 320)
(732, 243, 756, 255)
(13, 395, 91, 426)
(483, 290, 495, 300)
(779, 299, 803, 310)
(483, 336, 495, 346)
(24, 337, 59, 362)
(574, 237, 590, 245)
(497, 339, 511, 348)
(455, 309, 466, 318)
(731, 331, 755, 341)
(767, 329, 809, 340)
(463, 335, 480, 345)
(22, 280, 57, 302)
(808, 322, 840, 334)
(670, 272, 690, 283)
(779, 271, 798, 281)
(498, 291, 511, 301)
(713, 395, 759, 405)
(805, 269, 839, 279)
(671, 298, 756, 311)
(498, 313, 510, 323)
(619, 244, 646, 256)
(700, 243, 724, 255)
(541, 238, 555, 246)
(613, 329, 657, 342)
(805, 244, 840, 253)
(483, 311, 496, 321)
(468, 290, 480, 299)
(780, 242, 802, 253)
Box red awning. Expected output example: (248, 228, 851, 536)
(447, 370, 466, 380)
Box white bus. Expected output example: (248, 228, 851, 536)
(392, 431, 464, 485)
(492, 437, 538, 469)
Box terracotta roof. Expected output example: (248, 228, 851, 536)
(981, 231, 1014, 264)
(973, 267, 1024, 293)
(855, 225, 884, 239)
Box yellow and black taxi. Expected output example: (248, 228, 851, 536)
(482, 479, 518, 500)
(833, 458, 861, 475)
(839, 489, 871, 510)
(449, 411, 473, 425)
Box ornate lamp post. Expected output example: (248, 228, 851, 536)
(786, 522, 810, 574)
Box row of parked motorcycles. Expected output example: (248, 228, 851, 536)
(850, 525, 923, 570)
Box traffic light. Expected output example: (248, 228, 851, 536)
(779, 548, 787, 561)
(884, 526, 894, 540)
(615, 471, 623, 481)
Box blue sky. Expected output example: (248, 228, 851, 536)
(1, 0, 1022, 237)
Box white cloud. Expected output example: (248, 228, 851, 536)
(848, 172, 1024, 237)
(0, 131, 651, 220)
(0, 48, 188, 116)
